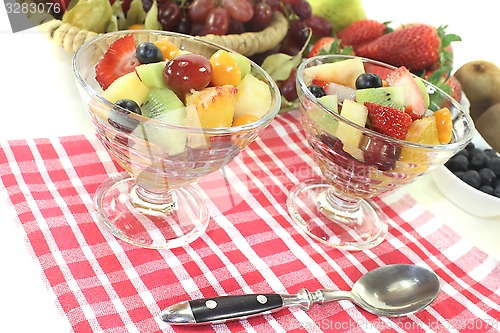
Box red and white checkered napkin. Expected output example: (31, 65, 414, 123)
(1, 110, 499, 332)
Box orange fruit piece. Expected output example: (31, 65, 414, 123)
(232, 114, 260, 126)
(432, 107, 453, 144)
(154, 39, 180, 61)
(209, 50, 241, 87)
(404, 116, 440, 145)
(128, 24, 144, 30)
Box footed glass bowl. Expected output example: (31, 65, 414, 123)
(288, 55, 474, 251)
(73, 30, 280, 249)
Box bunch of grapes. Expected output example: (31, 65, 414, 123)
(138, 0, 331, 43)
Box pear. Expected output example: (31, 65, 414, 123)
(454, 60, 500, 121)
(307, 0, 366, 33)
(476, 103, 500, 152)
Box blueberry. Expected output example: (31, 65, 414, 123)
(486, 157, 500, 176)
(495, 185, 500, 198)
(484, 148, 498, 158)
(136, 42, 163, 64)
(457, 149, 469, 158)
(462, 169, 481, 188)
(446, 154, 469, 172)
(478, 168, 496, 187)
(355, 73, 383, 89)
(108, 99, 142, 134)
(480, 185, 495, 195)
(308, 84, 326, 98)
(469, 150, 489, 170)
(115, 99, 142, 114)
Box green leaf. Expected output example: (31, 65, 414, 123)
(262, 28, 313, 82)
(126, 0, 146, 27)
(144, 0, 162, 30)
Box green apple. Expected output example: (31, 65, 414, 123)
(229, 52, 251, 79)
(307, 0, 366, 33)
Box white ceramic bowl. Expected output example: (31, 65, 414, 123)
(431, 132, 500, 218)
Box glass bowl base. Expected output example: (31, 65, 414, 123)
(94, 173, 209, 249)
(287, 179, 387, 251)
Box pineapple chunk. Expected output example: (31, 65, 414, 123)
(234, 73, 272, 119)
(102, 72, 150, 105)
(335, 99, 368, 160)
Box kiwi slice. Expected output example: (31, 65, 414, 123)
(141, 88, 184, 118)
(355, 86, 405, 111)
(136, 88, 187, 155)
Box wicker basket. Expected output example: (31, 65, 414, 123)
(35, 11, 288, 56)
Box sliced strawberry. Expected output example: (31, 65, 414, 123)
(385, 66, 426, 120)
(365, 102, 412, 140)
(95, 34, 141, 90)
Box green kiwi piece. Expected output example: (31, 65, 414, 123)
(355, 86, 405, 111)
(136, 88, 187, 155)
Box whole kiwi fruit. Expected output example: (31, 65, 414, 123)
(454, 60, 500, 121)
(476, 103, 500, 152)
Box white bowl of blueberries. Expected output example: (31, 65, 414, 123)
(432, 132, 500, 218)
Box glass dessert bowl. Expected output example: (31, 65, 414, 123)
(288, 55, 474, 251)
(73, 31, 280, 249)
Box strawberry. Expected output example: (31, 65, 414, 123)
(308, 37, 336, 58)
(355, 25, 441, 72)
(365, 102, 412, 140)
(337, 19, 389, 51)
(425, 71, 463, 102)
(386, 66, 426, 120)
(307, 37, 353, 58)
(95, 34, 141, 90)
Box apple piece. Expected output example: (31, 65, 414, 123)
(311, 94, 339, 135)
(234, 73, 272, 119)
(304, 57, 365, 88)
(135, 62, 167, 89)
(229, 52, 251, 79)
(323, 82, 356, 103)
(102, 72, 150, 105)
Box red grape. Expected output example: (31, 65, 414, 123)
(158, 2, 182, 31)
(163, 54, 212, 96)
(223, 0, 254, 22)
(188, 0, 216, 23)
(291, 0, 312, 20)
(228, 19, 245, 34)
(250, 2, 273, 31)
(174, 13, 192, 34)
(203, 7, 230, 35)
(304, 15, 333, 38)
(265, 0, 280, 11)
(279, 69, 298, 101)
(289, 19, 310, 46)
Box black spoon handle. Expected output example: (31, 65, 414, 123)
(190, 294, 284, 323)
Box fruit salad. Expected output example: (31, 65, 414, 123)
(93, 32, 273, 155)
(301, 56, 455, 173)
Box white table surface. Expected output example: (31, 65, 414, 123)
(1, 1, 499, 331)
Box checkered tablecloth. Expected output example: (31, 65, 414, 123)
(1, 111, 499, 332)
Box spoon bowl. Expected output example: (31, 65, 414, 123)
(348, 264, 441, 316)
(161, 264, 441, 325)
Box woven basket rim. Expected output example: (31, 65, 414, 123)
(37, 11, 288, 56)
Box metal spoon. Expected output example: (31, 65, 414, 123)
(160, 264, 440, 325)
